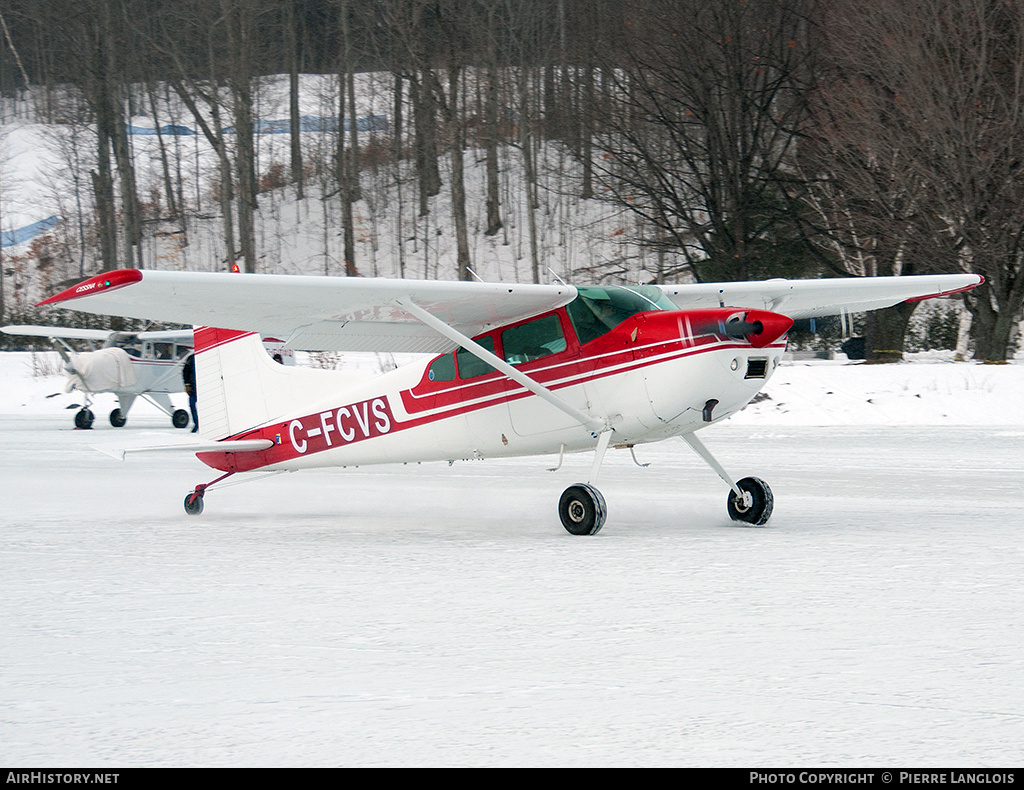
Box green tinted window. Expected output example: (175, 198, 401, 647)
(502, 314, 566, 365)
(457, 335, 497, 379)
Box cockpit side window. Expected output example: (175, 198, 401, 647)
(152, 342, 174, 360)
(567, 285, 676, 345)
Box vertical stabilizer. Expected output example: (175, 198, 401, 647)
(192, 326, 377, 441)
(193, 328, 276, 440)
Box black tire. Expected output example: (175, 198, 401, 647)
(74, 408, 94, 430)
(183, 492, 204, 516)
(109, 408, 126, 427)
(727, 476, 774, 526)
(172, 409, 190, 429)
(558, 483, 607, 536)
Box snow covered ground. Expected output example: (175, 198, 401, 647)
(2, 352, 1023, 767)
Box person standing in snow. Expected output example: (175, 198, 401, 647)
(183, 353, 198, 433)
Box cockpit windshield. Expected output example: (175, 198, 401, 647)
(566, 285, 678, 346)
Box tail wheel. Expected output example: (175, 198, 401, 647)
(558, 483, 607, 536)
(74, 408, 94, 430)
(109, 408, 126, 427)
(183, 492, 204, 516)
(172, 409, 190, 429)
(727, 476, 774, 526)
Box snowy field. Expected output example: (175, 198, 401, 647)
(2, 352, 1023, 767)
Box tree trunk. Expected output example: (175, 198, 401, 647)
(337, 64, 357, 276)
(484, 63, 503, 237)
(518, 70, 540, 284)
(965, 283, 1018, 363)
(147, 83, 179, 221)
(410, 74, 441, 216)
(287, 0, 304, 199)
(447, 65, 472, 281)
(223, 0, 257, 274)
(865, 302, 917, 363)
(232, 81, 257, 273)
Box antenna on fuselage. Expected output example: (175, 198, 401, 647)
(547, 268, 568, 286)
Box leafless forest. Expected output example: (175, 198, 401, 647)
(0, 0, 1022, 360)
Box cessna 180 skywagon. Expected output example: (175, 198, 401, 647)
(35, 267, 981, 534)
(1, 323, 194, 429)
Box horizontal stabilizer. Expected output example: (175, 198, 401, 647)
(93, 439, 275, 462)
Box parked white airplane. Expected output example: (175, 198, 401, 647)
(35, 267, 982, 534)
(2, 323, 296, 430)
(1, 324, 194, 429)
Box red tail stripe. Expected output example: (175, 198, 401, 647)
(193, 326, 255, 353)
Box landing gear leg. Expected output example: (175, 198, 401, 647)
(183, 471, 234, 516)
(558, 430, 612, 535)
(681, 433, 774, 526)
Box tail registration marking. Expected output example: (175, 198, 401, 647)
(288, 397, 393, 455)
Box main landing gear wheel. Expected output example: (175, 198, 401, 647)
(183, 491, 204, 516)
(74, 408, 94, 430)
(109, 408, 126, 427)
(559, 483, 607, 536)
(727, 476, 774, 526)
(172, 409, 190, 429)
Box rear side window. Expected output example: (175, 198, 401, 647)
(457, 335, 497, 379)
(502, 314, 566, 365)
(427, 353, 456, 382)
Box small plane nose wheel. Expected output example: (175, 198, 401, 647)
(74, 408, 94, 430)
(558, 483, 607, 535)
(727, 476, 774, 526)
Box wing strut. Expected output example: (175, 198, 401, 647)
(394, 297, 606, 433)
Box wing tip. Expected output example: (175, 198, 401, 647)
(904, 273, 985, 303)
(37, 269, 143, 307)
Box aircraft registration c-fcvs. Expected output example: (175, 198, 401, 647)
(37, 267, 982, 535)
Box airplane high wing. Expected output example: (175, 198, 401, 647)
(34, 268, 983, 534)
(37, 268, 980, 352)
(38, 268, 577, 353)
(655, 274, 982, 319)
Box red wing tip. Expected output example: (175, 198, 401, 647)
(37, 269, 143, 306)
(904, 274, 984, 303)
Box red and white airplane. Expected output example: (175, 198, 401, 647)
(35, 267, 981, 534)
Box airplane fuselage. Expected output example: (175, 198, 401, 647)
(197, 306, 788, 474)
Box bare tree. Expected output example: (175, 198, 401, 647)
(587, 0, 819, 283)
(814, 0, 1024, 361)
